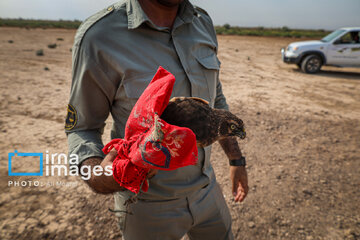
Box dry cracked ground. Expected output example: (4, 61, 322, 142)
(0, 27, 359, 240)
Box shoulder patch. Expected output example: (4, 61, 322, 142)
(65, 104, 78, 131)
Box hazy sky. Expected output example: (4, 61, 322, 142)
(0, 0, 359, 30)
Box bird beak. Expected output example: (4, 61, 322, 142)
(237, 129, 246, 139)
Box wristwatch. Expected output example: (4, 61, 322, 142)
(229, 156, 246, 167)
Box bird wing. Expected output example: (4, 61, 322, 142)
(169, 97, 209, 106)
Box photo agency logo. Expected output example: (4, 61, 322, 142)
(8, 150, 43, 176)
(7, 150, 113, 187)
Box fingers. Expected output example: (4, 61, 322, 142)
(232, 178, 239, 198)
(104, 149, 118, 163)
(234, 182, 249, 202)
(230, 166, 249, 203)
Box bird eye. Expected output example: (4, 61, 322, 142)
(230, 124, 236, 130)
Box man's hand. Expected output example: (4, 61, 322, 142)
(81, 149, 158, 194)
(99, 148, 118, 172)
(230, 166, 248, 202)
(82, 149, 124, 194)
(219, 136, 249, 203)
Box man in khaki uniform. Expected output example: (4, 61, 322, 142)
(65, 0, 248, 239)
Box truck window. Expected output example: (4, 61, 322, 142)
(321, 29, 346, 42)
(338, 31, 360, 44)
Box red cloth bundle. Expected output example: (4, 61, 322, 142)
(103, 67, 198, 193)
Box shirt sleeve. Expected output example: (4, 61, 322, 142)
(212, 23, 229, 110)
(199, 9, 229, 111)
(214, 77, 229, 110)
(65, 43, 118, 166)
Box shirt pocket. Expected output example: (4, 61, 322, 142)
(195, 52, 221, 107)
(122, 73, 154, 99)
(113, 72, 155, 121)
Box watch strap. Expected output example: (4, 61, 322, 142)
(229, 156, 246, 166)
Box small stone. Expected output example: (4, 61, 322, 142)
(268, 228, 276, 235)
(44, 67, 50, 71)
(297, 225, 305, 230)
(303, 190, 313, 197)
(248, 221, 255, 228)
(279, 219, 290, 227)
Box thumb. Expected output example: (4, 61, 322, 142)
(105, 149, 118, 162)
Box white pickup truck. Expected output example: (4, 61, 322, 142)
(281, 27, 360, 73)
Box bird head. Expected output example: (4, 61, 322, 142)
(219, 112, 246, 140)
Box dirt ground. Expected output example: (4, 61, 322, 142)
(0, 27, 359, 240)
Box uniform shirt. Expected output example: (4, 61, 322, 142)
(66, 0, 229, 200)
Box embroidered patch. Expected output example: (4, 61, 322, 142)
(65, 104, 77, 130)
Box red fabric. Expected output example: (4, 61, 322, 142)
(103, 66, 198, 194)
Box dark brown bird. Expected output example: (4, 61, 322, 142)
(161, 97, 246, 147)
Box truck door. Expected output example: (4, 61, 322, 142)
(327, 31, 360, 66)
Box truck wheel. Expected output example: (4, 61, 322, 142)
(301, 54, 322, 74)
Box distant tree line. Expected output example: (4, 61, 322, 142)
(215, 23, 330, 38)
(0, 18, 330, 38)
(0, 18, 81, 29)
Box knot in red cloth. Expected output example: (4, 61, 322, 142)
(103, 138, 150, 193)
(103, 138, 133, 160)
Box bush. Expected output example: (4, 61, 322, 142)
(223, 23, 231, 30)
(282, 26, 290, 32)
